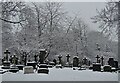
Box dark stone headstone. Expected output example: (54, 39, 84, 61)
(12, 54, 18, 65)
(101, 56, 104, 66)
(95, 55, 100, 63)
(16, 65, 24, 70)
(1, 61, 10, 69)
(9, 65, 19, 73)
(58, 55, 62, 64)
(93, 63, 101, 71)
(34, 54, 38, 62)
(108, 58, 114, 67)
(73, 56, 79, 67)
(66, 53, 70, 63)
(39, 49, 47, 64)
(4, 49, 10, 61)
(27, 62, 37, 69)
(114, 61, 118, 68)
(83, 57, 87, 65)
(53, 59, 57, 65)
(103, 65, 111, 72)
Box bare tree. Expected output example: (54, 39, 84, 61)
(91, 2, 118, 39)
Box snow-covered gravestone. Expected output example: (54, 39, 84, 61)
(73, 56, 79, 67)
(93, 63, 101, 71)
(23, 66, 34, 74)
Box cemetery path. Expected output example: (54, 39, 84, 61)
(1, 67, 118, 81)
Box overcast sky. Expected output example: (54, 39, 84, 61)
(63, 2, 106, 31)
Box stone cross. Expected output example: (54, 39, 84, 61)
(66, 53, 70, 63)
(96, 55, 100, 63)
(101, 56, 104, 66)
(58, 55, 62, 64)
(4, 49, 10, 61)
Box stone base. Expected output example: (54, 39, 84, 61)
(1, 66, 10, 69)
(16, 65, 24, 70)
(38, 68, 49, 74)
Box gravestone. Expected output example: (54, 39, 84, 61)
(34, 54, 38, 62)
(65, 53, 71, 67)
(9, 55, 13, 64)
(53, 59, 57, 65)
(83, 57, 87, 65)
(73, 56, 79, 67)
(37, 64, 49, 74)
(58, 55, 62, 64)
(88, 60, 91, 66)
(9, 65, 19, 73)
(93, 63, 101, 71)
(103, 65, 111, 72)
(23, 52, 28, 66)
(4, 49, 10, 61)
(114, 61, 118, 68)
(95, 55, 100, 63)
(101, 56, 104, 66)
(27, 61, 37, 69)
(23, 66, 34, 74)
(2, 49, 11, 69)
(39, 49, 47, 64)
(2, 57, 5, 65)
(12, 54, 18, 65)
(108, 58, 114, 67)
(16, 65, 24, 70)
(66, 53, 70, 63)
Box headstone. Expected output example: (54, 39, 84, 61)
(2, 57, 5, 65)
(9, 65, 19, 73)
(103, 65, 111, 72)
(66, 53, 70, 63)
(4, 49, 10, 61)
(53, 59, 57, 65)
(93, 63, 101, 71)
(101, 56, 104, 66)
(27, 61, 37, 69)
(114, 61, 118, 68)
(34, 54, 38, 62)
(83, 57, 87, 65)
(23, 52, 27, 66)
(108, 58, 114, 67)
(88, 60, 91, 66)
(12, 54, 18, 65)
(23, 66, 34, 74)
(1, 61, 10, 69)
(73, 56, 79, 67)
(39, 49, 47, 64)
(58, 55, 62, 64)
(96, 55, 100, 63)
(9, 55, 13, 64)
(37, 64, 49, 74)
(16, 65, 24, 70)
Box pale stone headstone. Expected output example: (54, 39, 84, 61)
(23, 66, 34, 74)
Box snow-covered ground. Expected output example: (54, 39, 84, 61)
(1, 67, 118, 81)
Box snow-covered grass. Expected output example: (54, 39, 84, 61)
(1, 67, 118, 81)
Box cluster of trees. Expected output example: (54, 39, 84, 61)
(1, 1, 118, 63)
(1, 2, 89, 61)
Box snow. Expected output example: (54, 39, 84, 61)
(1, 67, 118, 81)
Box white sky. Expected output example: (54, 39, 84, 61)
(63, 2, 106, 31)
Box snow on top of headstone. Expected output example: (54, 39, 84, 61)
(73, 56, 79, 58)
(40, 49, 46, 51)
